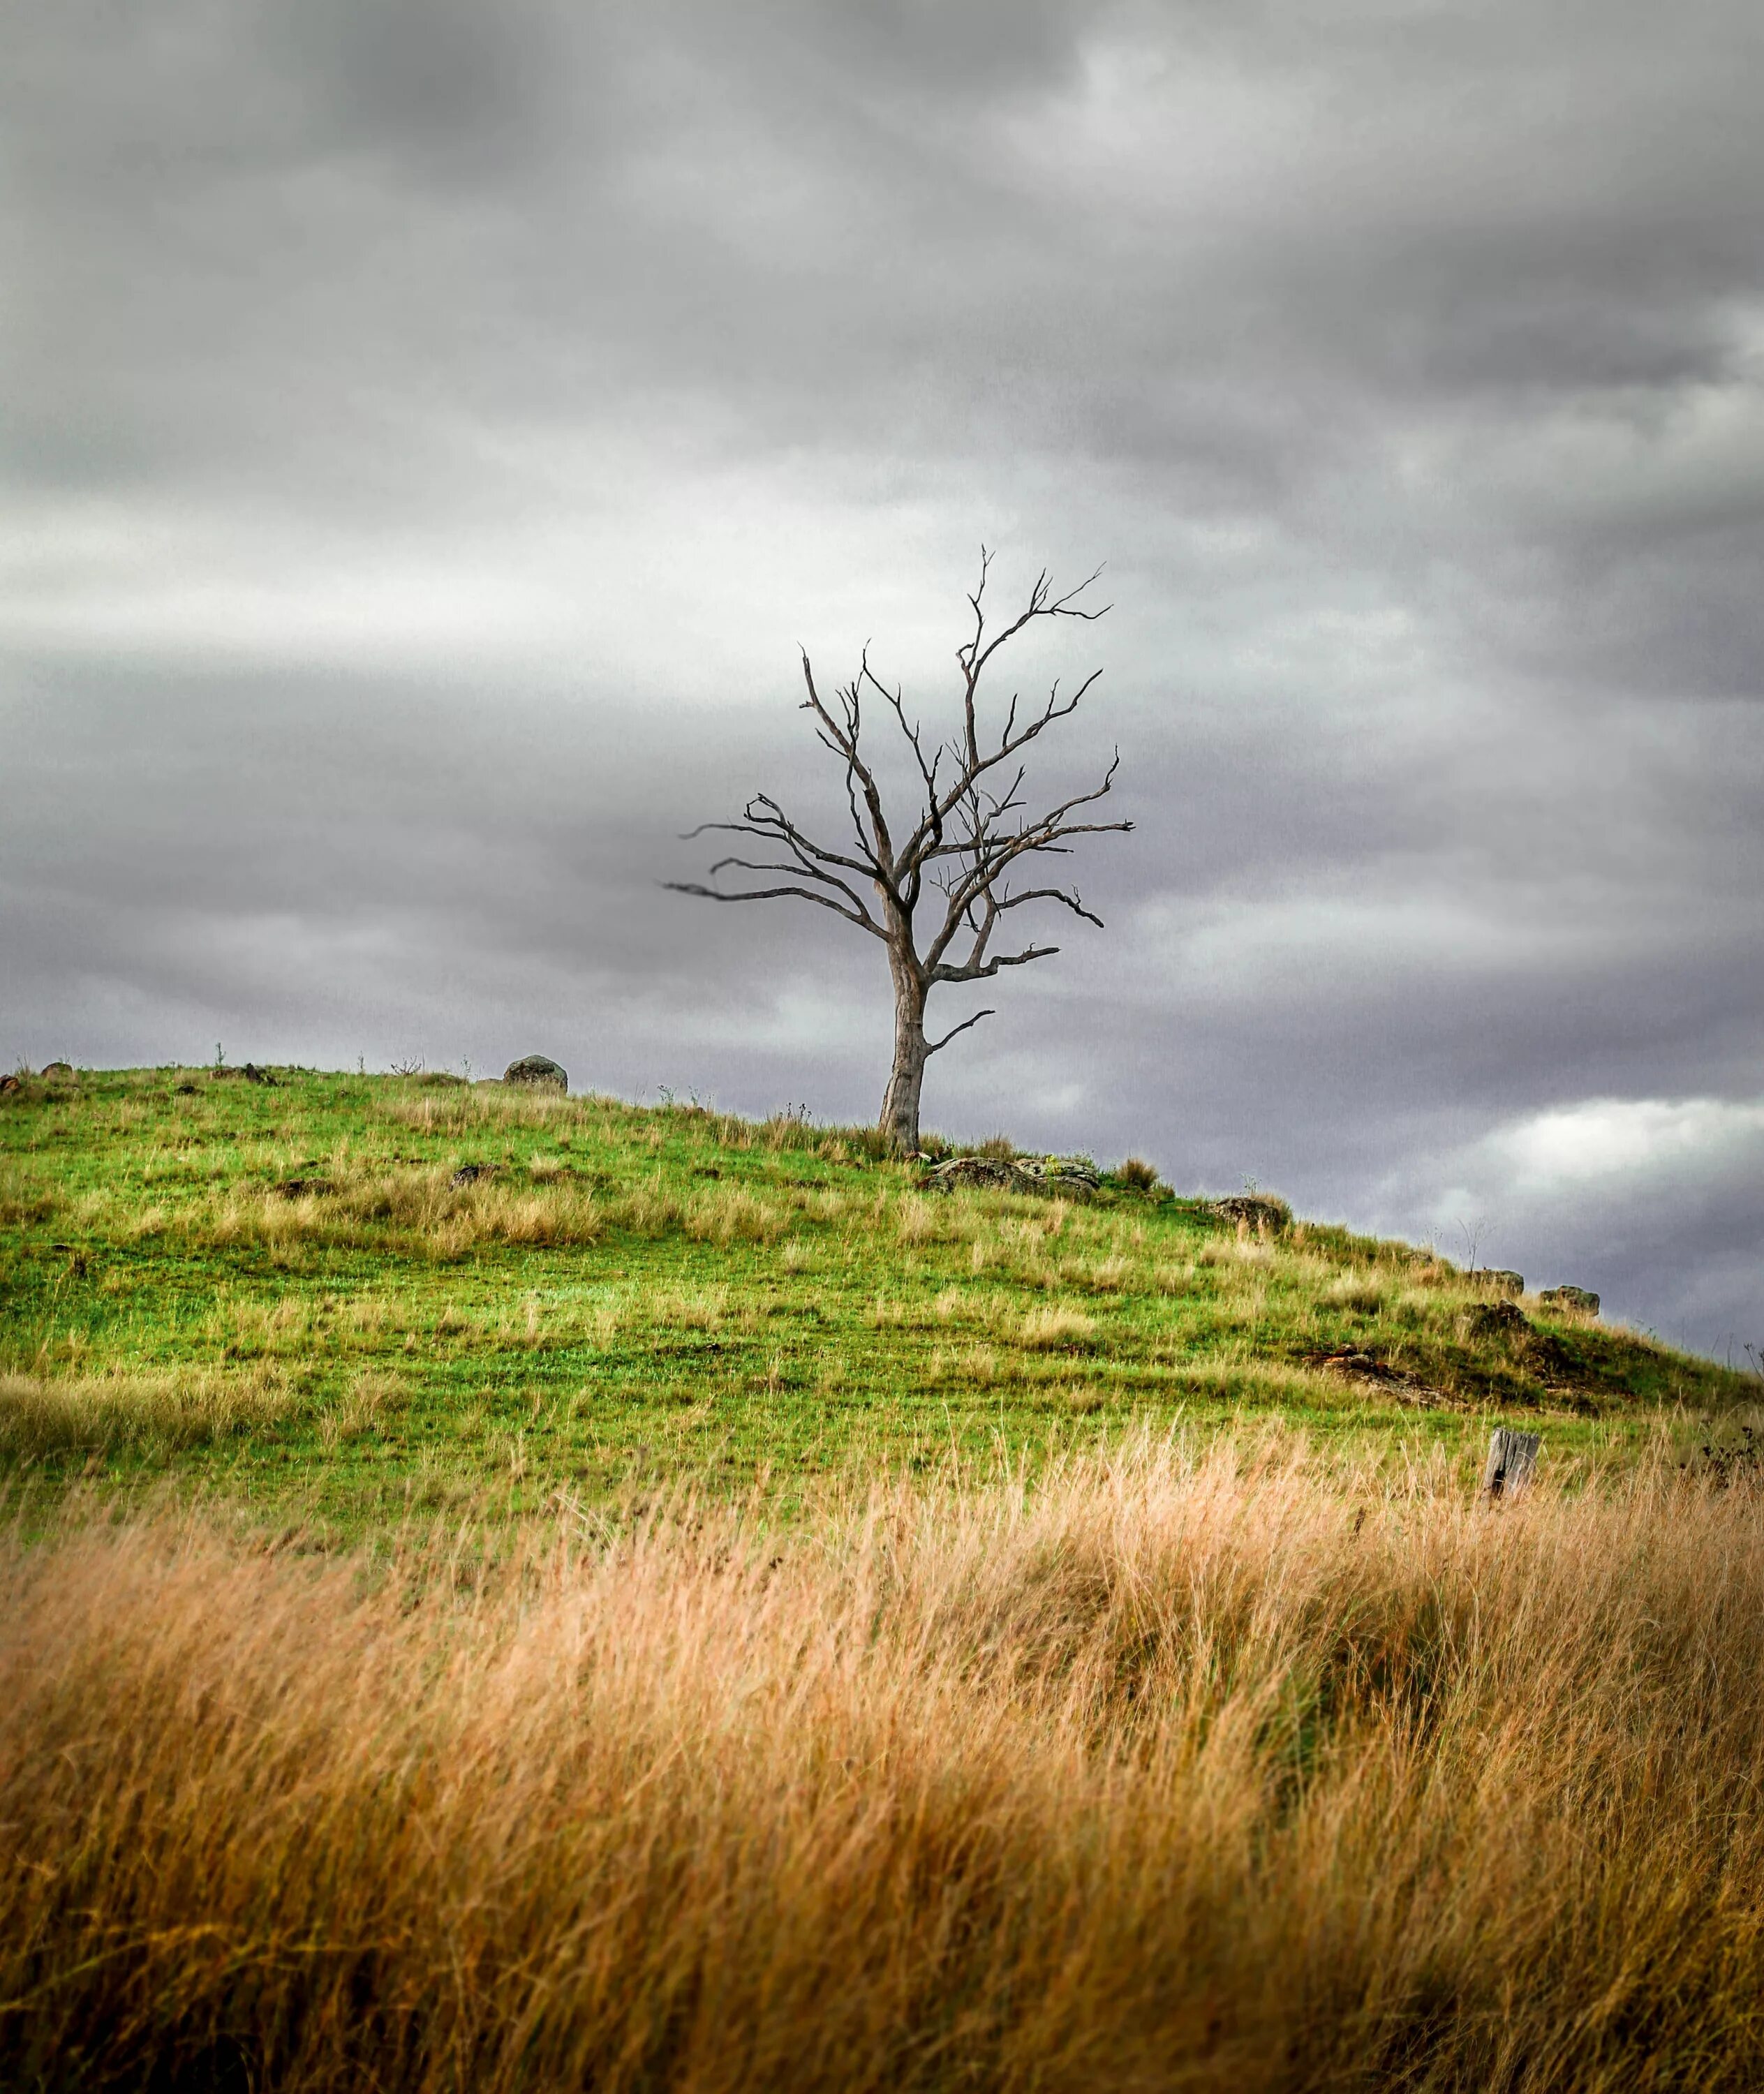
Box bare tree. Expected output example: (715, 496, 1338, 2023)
(668, 552, 1133, 1155)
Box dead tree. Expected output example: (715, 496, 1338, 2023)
(667, 552, 1132, 1154)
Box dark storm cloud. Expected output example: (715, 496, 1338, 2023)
(3, 0, 1761, 1345)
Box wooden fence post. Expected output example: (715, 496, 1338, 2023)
(1481, 1427, 1540, 1500)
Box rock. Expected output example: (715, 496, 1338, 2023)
(1317, 1349, 1391, 1379)
(450, 1163, 496, 1188)
(1465, 1300, 1529, 1338)
(0, 1074, 20, 1096)
(175, 1083, 198, 1095)
(275, 1178, 333, 1199)
(40, 1061, 74, 1078)
(1481, 1270, 1525, 1296)
(923, 1154, 1099, 1199)
(209, 1061, 274, 1084)
(1540, 1285, 1600, 1318)
(503, 1054, 568, 1091)
(1210, 1193, 1292, 1235)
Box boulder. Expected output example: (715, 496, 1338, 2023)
(1465, 1300, 1529, 1338)
(450, 1163, 497, 1188)
(1210, 1193, 1292, 1235)
(0, 1074, 20, 1096)
(1540, 1284, 1600, 1318)
(503, 1054, 568, 1091)
(1480, 1270, 1525, 1296)
(923, 1154, 1099, 1199)
(40, 1061, 74, 1078)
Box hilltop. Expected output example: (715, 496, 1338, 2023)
(0, 1064, 1748, 1526)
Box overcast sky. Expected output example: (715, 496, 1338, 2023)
(4, 0, 1761, 1353)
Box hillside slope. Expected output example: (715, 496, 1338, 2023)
(0, 1065, 1747, 1524)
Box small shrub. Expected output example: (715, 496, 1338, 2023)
(1116, 1156, 1159, 1193)
(1679, 1409, 1764, 1487)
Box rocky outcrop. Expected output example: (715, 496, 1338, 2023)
(922, 1154, 1101, 1198)
(1210, 1194, 1292, 1235)
(1479, 1270, 1525, 1296)
(503, 1055, 568, 1091)
(1540, 1285, 1600, 1318)
(1464, 1300, 1529, 1339)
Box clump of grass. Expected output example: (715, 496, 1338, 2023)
(193, 1164, 608, 1256)
(8, 1443, 1764, 2088)
(315, 1370, 404, 1450)
(1326, 1272, 1387, 1316)
(0, 1164, 58, 1225)
(895, 1194, 940, 1245)
(1018, 1305, 1097, 1351)
(0, 1362, 299, 1456)
(685, 1185, 785, 1245)
(1115, 1155, 1160, 1192)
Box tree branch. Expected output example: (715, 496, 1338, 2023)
(662, 879, 888, 938)
(990, 885, 1106, 929)
(930, 943, 1058, 984)
(924, 1007, 996, 1055)
(797, 651, 904, 911)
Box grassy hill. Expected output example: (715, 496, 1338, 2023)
(7, 1064, 1764, 2089)
(1, 1063, 1745, 1527)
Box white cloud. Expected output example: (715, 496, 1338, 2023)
(1486, 1095, 1764, 1192)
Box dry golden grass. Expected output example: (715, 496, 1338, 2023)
(6, 1439, 1764, 2090)
(1017, 1304, 1099, 1351)
(0, 1361, 298, 1456)
(200, 1166, 609, 1255)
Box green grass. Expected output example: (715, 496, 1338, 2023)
(1, 1064, 1749, 1530)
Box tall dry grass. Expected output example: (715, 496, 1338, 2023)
(6, 1439, 1764, 2090)
(0, 1361, 298, 1457)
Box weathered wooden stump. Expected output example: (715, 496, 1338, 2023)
(1481, 1426, 1541, 1500)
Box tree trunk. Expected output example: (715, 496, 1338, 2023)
(880, 958, 928, 1156)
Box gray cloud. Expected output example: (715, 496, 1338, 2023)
(3, 0, 1761, 1348)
